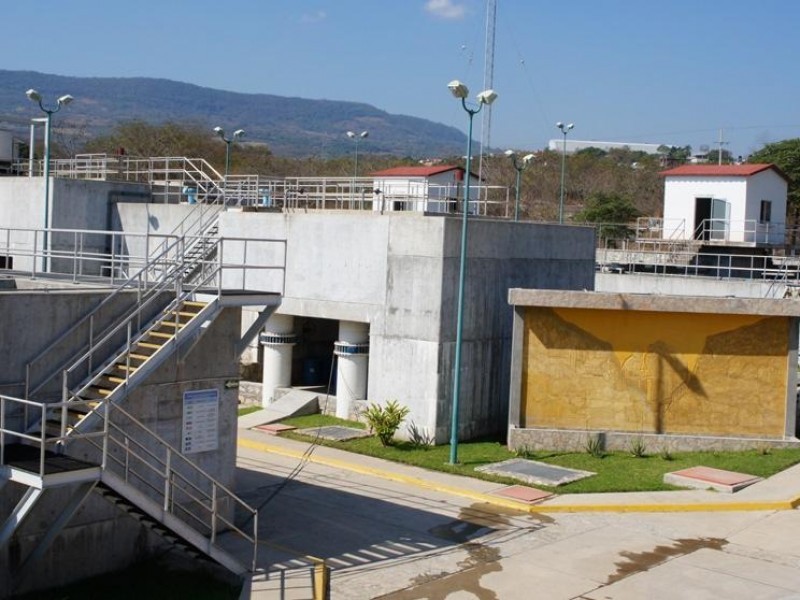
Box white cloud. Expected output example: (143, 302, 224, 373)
(300, 10, 327, 23)
(424, 0, 466, 20)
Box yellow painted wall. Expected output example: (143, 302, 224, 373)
(521, 307, 790, 437)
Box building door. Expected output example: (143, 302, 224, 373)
(694, 197, 712, 240)
(710, 198, 730, 241)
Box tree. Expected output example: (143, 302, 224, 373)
(657, 145, 692, 166)
(574, 192, 642, 244)
(704, 149, 735, 164)
(748, 138, 800, 212)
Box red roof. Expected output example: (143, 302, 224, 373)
(660, 163, 788, 182)
(370, 165, 464, 178)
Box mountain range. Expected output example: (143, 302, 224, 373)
(0, 70, 467, 157)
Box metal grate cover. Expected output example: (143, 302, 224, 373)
(296, 425, 371, 441)
(476, 458, 595, 487)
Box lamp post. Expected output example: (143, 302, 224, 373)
(447, 79, 498, 465)
(556, 121, 574, 224)
(346, 130, 368, 179)
(213, 126, 245, 180)
(26, 89, 73, 272)
(504, 150, 535, 222)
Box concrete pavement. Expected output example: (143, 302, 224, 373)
(233, 422, 800, 599)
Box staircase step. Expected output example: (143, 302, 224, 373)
(136, 341, 163, 350)
(148, 331, 175, 340)
(114, 363, 139, 373)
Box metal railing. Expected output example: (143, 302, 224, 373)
(23, 235, 186, 402)
(597, 247, 800, 281)
(275, 176, 511, 216)
(58, 234, 286, 406)
(0, 225, 178, 283)
(636, 216, 798, 246)
(0, 394, 258, 572)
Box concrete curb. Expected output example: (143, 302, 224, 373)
(237, 436, 800, 514)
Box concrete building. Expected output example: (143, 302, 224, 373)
(659, 164, 789, 246)
(0, 153, 594, 594)
(370, 164, 479, 213)
(507, 289, 800, 453)
(547, 139, 665, 155)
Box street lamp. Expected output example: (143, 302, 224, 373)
(505, 150, 535, 222)
(447, 79, 498, 465)
(556, 121, 574, 224)
(26, 89, 73, 272)
(346, 130, 368, 179)
(213, 126, 245, 180)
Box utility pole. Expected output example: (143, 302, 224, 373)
(717, 128, 729, 165)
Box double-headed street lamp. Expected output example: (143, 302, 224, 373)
(26, 89, 73, 272)
(556, 121, 574, 224)
(447, 79, 498, 465)
(346, 130, 369, 179)
(504, 150, 535, 222)
(213, 126, 245, 180)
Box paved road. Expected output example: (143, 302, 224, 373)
(233, 432, 800, 599)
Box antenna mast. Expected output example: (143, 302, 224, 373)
(716, 128, 729, 165)
(478, 0, 497, 181)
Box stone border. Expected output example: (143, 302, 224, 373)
(509, 426, 800, 453)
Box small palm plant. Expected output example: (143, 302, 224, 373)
(362, 400, 410, 446)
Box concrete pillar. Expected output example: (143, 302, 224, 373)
(335, 320, 369, 420)
(260, 314, 296, 407)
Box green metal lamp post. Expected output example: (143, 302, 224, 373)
(556, 121, 574, 224)
(346, 130, 369, 179)
(26, 89, 73, 272)
(214, 126, 245, 180)
(504, 150, 535, 222)
(447, 79, 498, 465)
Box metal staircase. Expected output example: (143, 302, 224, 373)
(2, 205, 285, 589)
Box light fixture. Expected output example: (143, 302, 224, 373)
(447, 79, 499, 465)
(556, 122, 575, 224)
(506, 149, 535, 221)
(214, 126, 245, 180)
(26, 88, 74, 272)
(346, 130, 369, 179)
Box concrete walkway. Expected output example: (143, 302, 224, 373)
(234, 422, 800, 599)
(237, 426, 800, 515)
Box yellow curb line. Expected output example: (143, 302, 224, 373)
(238, 436, 800, 515)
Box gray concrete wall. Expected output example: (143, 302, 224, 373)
(0, 289, 143, 400)
(0, 178, 151, 274)
(218, 210, 595, 442)
(0, 291, 243, 595)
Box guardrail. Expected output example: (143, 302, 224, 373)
(0, 394, 259, 572)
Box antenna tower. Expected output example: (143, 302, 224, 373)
(478, 0, 497, 181)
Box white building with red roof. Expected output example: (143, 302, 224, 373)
(660, 163, 789, 246)
(370, 164, 481, 214)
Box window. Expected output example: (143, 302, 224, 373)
(760, 200, 772, 223)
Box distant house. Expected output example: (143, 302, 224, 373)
(659, 164, 789, 246)
(546, 139, 665, 155)
(370, 165, 480, 214)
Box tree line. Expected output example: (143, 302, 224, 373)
(45, 120, 800, 227)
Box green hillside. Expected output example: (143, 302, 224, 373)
(0, 70, 467, 157)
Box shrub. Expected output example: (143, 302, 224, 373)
(362, 400, 410, 446)
(629, 437, 648, 458)
(584, 434, 605, 458)
(407, 421, 435, 449)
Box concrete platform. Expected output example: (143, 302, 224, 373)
(237, 389, 320, 429)
(663, 466, 763, 493)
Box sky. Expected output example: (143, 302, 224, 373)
(3, 0, 800, 158)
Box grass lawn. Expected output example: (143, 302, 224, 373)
(275, 414, 800, 494)
(237, 405, 262, 417)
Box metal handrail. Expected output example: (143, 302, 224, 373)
(0, 393, 258, 572)
(24, 234, 184, 400)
